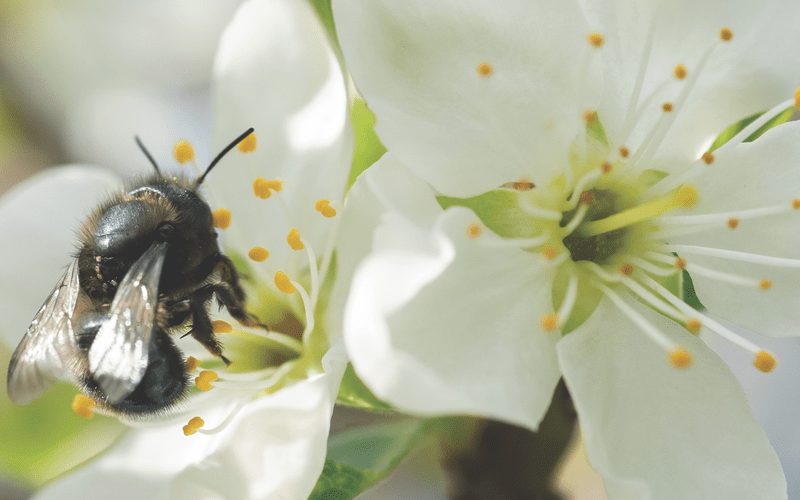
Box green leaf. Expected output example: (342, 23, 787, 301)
(707, 106, 794, 153)
(437, 190, 539, 239)
(336, 364, 392, 410)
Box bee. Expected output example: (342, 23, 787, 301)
(6, 128, 258, 416)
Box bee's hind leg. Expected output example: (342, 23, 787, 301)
(182, 290, 231, 366)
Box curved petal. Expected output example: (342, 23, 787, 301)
(345, 205, 561, 431)
(333, 0, 591, 197)
(209, 0, 352, 284)
(171, 343, 349, 500)
(0, 166, 122, 348)
(558, 294, 786, 500)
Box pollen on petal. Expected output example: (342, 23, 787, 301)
(618, 146, 630, 158)
(759, 279, 772, 290)
(275, 271, 296, 294)
(601, 161, 613, 174)
(476, 62, 493, 77)
(701, 152, 715, 165)
(212, 208, 231, 229)
(71, 394, 97, 419)
(674, 64, 688, 80)
(669, 347, 692, 369)
(686, 318, 702, 334)
(619, 263, 634, 276)
(662, 102, 674, 113)
(579, 191, 594, 205)
(287, 228, 304, 250)
(676, 185, 698, 208)
(238, 131, 257, 153)
(185, 356, 201, 371)
(174, 140, 195, 164)
(540, 313, 559, 331)
(195, 370, 218, 391)
(675, 257, 687, 270)
(719, 28, 733, 41)
(754, 351, 777, 373)
(466, 223, 482, 239)
(587, 32, 604, 47)
(183, 416, 205, 436)
(212, 320, 232, 333)
(792, 199, 800, 209)
(248, 247, 269, 262)
(727, 218, 739, 229)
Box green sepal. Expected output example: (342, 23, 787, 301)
(347, 98, 387, 191)
(680, 268, 704, 312)
(707, 106, 794, 152)
(584, 111, 609, 146)
(336, 363, 393, 410)
(437, 190, 539, 239)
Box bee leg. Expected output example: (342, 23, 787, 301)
(185, 296, 231, 366)
(213, 254, 247, 302)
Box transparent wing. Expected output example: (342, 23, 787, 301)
(7, 259, 82, 405)
(88, 241, 167, 403)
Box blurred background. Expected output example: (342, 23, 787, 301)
(0, 0, 797, 499)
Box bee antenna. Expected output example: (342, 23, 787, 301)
(135, 136, 162, 175)
(197, 127, 255, 186)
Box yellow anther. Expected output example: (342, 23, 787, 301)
(287, 228, 305, 250)
(542, 246, 560, 260)
(183, 416, 205, 436)
(600, 161, 613, 174)
(253, 177, 273, 199)
(619, 263, 634, 276)
(212, 320, 232, 334)
(195, 370, 218, 391)
(579, 191, 594, 206)
(315, 199, 337, 218)
(701, 152, 715, 165)
(173, 140, 195, 164)
(248, 247, 270, 262)
(759, 279, 772, 290)
(476, 62, 493, 77)
(466, 223, 482, 239)
(238, 131, 257, 153)
(71, 394, 97, 419)
(212, 208, 232, 230)
(754, 351, 777, 373)
(686, 318, 702, 334)
(185, 356, 201, 372)
(793, 199, 800, 209)
(510, 177, 535, 190)
(719, 28, 733, 41)
(315, 199, 331, 210)
(618, 146, 630, 158)
(674, 64, 687, 80)
(582, 110, 596, 123)
(675, 185, 698, 208)
(669, 347, 692, 369)
(540, 314, 559, 331)
(320, 206, 337, 218)
(727, 218, 739, 229)
(587, 32, 604, 48)
(662, 102, 674, 113)
(275, 271, 296, 294)
(675, 257, 687, 270)
(795, 86, 800, 109)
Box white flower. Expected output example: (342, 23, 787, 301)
(334, 0, 800, 497)
(0, 0, 354, 497)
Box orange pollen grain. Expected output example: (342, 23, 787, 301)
(669, 348, 692, 369)
(540, 314, 559, 331)
(467, 223, 482, 239)
(720, 28, 733, 41)
(754, 351, 777, 373)
(686, 319, 702, 334)
(212, 208, 231, 229)
(619, 263, 634, 276)
(618, 146, 630, 158)
(173, 140, 195, 164)
(759, 279, 772, 290)
(674, 64, 688, 80)
(183, 416, 205, 436)
(185, 356, 200, 371)
(701, 152, 715, 165)
(675, 258, 687, 270)
(212, 320, 232, 334)
(287, 228, 304, 250)
(792, 199, 800, 209)
(601, 161, 613, 174)
(248, 247, 269, 262)
(476, 62, 493, 77)
(587, 32, 604, 47)
(727, 218, 739, 229)
(238, 131, 257, 153)
(71, 394, 97, 419)
(195, 370, 218, 391)
(662, 102, 674, 112)
(275, 271, 296, 294)
(542, 247, 559, 260)
(579, 191, 594, 205)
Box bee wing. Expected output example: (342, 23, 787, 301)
(88, 241, 167, 403)
(7, 259, 82, 405)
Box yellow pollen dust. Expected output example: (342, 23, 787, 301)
(212, 208, 231, 230)
(601, 161, 613, 174)
(727, 218, 739, 229)
(71, 394, 97, 419)
(540, 314, 559, 331)
(185, 356, 201, 371)
(587, 32, 604, 47)
(195, 370, 218, 391)
(476, 62, 493, 77)
(315, 199, 337, 218)
(686, 318, 702, 334)
(248, 247, 270, 262)
(579, 191, 594, 205)
(174, 140, 195, 164)
(674, 64, 688, 80)
(542, 246, 560, 260)
(467, 222, 482, 239)
(275, 271, 296, 294)
(759, 279, 772, 290)
(619, 263, 634, 276)
(238, 131, 257, 153)
(675, 257, 687, 270)
(792, 199, 800, 209)
(719, 28, 733, 41)
(662, 102, 674, 113)
(212, 320, 232, 333)
(618, 146, 630, 158)
(754, 351, 777, 373)
(701, 152, 715, 165)
(669, 347, 692, 369)
(287, 228, 305, 250)
(183, 416, 205, 436)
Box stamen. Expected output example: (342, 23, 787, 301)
(517, 195, 563, 220)
(238, 131, 257, 153)
(562, 204, 590, 236)
(476, 62, 493, 77)
(619, 263, 634, 276)
(754, 351, 777, 373)
(665, 244, 800, 268)
(658, 203, 792, 226)
(674, 64, 688, 80)
(183, 416, 205, 436)
(594, 284, 677, 351)
(479, 233, 549, 249)
(174, 140, 195, 164)
(556, 274, 579, 324)
(540, 313, 559, 331)
(274, 272, 296, 294)
(212, 208, 232, 230)
(719, 28, 733, 41)
(185, 356, 201, 371)
(253, 177, 273, 199)
(727, 218, 739, 229)
(248, 247, 270, 262)
(625, 255, 680, 277)
(72, 395, 97, 419)
(197, 399, 249, 435)
(715, 97, 795, 156)
(618, 147, 630, 158)
(565, 170, 602, 211)
(662, 102, 673, 112)
(618, 19, 656, 144)
(467, 223, 482, 239)
(683, 261, 763, 288)
(195, 370, 219, 391)
(587, 32, 605, 48)
(287, 228, 305, 250)
(759, 279, 772, 290)
(701, 152, 714, 164)
(793, 199, 800, 209)
(315, 199, 337, 218)
(505, 177, 535, 191)
(542, 246, 560, 260)
(212, 320, 232, 333)
(601, 161, 613, 174)
(796, 85, 800, 109)
(669, 348, 692, 369)
(686, 318, 702, 334)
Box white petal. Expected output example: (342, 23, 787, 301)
(334, 0, 591, 197)
(171, 343, 349, 500)
(345, 205, 561, 430)
(0, 166, 121, 348)
(209, 0, 352, 279)
(558, 294, 786, 500)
